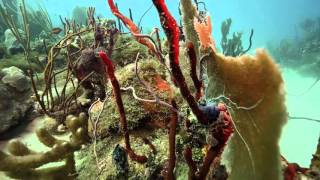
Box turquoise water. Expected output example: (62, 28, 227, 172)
(36, 0, 320, 48)
(280, 68, 320, 167)
(36, 0, 320, 167)
(0, 0, 319, 178)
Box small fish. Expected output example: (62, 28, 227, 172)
(51, 27, 63, 35)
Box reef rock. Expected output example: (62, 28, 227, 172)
(0, 66, 33, 134)
(4, 29, 24, 55)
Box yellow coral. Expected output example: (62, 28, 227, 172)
(206, 49, 287, 180)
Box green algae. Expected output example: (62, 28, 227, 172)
(111, 35, 148, 67)
(0, 53, 43, 73)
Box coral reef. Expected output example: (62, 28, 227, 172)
(111, 35, 148, 67)
(1, 0, 315, 179)
(87, 57, 170, 137)
(99, 51, 148, 163)
(77, 129, 171, 179)
(269, 16, 320, 78)
(0, 113, 88, 179)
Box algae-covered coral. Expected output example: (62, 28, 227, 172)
(0, 0, 319, 180)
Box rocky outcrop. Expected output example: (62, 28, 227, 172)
(0, 66, 33, 134)
(4, 29, 24, 55)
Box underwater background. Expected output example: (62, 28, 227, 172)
(34, 0, 320, 167)
(0, 0, 320, 179)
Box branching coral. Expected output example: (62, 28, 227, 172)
(0, 113, 88, 179)
(220, 18, 254, 56)
(37, 24, 98, 121)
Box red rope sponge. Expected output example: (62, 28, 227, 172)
(152, 0, 209, 125)
(99, 51, 147, 163)
(107, 0, 159, 58)
(151, 0, 180, 65)
(187, 42, 203, 100)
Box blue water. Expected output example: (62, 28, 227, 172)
(34, 0, 320, 167)
(35, 0, 320, 49)
(2, 0, 320, 171)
